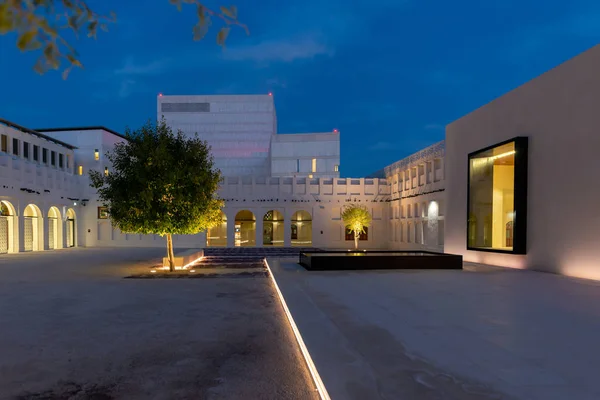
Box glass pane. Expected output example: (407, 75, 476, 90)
(468, 141, 515, 250)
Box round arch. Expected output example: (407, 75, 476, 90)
(291, 210, 312, 247)
(47, 206, 63, 250)
(263, 210, 284, 247)
(234, 210, 256, 247)
(66, 208, 76, 248)
(207, 211, 227, 247)
(0, 200, 17, 254)
(24, 204, 43, 251)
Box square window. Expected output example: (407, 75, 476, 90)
(98, 206, 109, 219)
(467, 137, 528, 254)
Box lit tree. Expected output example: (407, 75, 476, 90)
(341, 204, 372, 250)
(0, 0, 247, 78)
(90, 118, 223, 271)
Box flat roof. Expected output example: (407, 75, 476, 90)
(0, 118, 78, 150)
(35, 126, 128, 141)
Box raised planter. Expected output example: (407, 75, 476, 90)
(162, 249, 204, 269)
(299, 250, 463, 271)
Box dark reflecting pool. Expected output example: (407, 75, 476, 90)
(299, 251, 463, 271)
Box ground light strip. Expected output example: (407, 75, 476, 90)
(264, 259, 331, 400)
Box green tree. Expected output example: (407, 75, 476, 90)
(341, 204, 372, 250)
(0, 0, 247, 78)
(90, 118, 224, 271)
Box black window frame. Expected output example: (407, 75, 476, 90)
(42, 148, 48, 164)
(33, 145, 39, 162)
(466, 136, 528, 255)
(51, 151, 56, 166)
(59, 153, 64, 168)
(23, 142, 29, 159)
(12, 138, 19, 156)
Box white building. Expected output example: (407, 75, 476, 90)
(0, 94, 388, 253)
(444, 44, 600, 281)
(9, 41, 600, 284)
(0, 119, 81, 253)
(158, 94, 340, 178)
(384, 141, 446, 253)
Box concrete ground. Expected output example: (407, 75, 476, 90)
(0, 248, 318, 400)
(268, 259, 600, 400)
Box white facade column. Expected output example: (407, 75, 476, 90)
(17, 213, 25, 252)
(61, 218, 68, 248)
(43, 213, 50, 250)
(284, 209, 292, 247)
(255, 217, 263, 248)
(226, 212, 235, 247)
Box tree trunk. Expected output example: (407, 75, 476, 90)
(166, 233, 175, 272)
(354, 232, 359, 249)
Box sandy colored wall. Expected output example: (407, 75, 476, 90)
(445, 44, 600, 280)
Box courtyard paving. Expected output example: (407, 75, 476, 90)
(0, 248, 318, 400)
(268, 258, 600, 400)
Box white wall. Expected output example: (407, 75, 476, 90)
(0, 122, 82, 252)
(445, 44, 600, 280)
(384, 141, 446, 252)
(158, 94, 276, 177)
(270, 132, 340, 178)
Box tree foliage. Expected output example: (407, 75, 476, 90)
(341, 204, 372, 249)
(0, 0, 247, 79)
(90, 118, 224, 270)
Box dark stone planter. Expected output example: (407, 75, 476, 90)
(299, 250, 463, 271)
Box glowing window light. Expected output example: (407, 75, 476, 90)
(94, 149, 99, 161)
(78, 165, 83, 175)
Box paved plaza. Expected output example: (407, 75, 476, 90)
(268, 259, 600, 400)
(0, 248, 318, 400)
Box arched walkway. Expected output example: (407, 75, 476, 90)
(207, 211, 227, 247)
(66, 208, 76, 248)
(291, 210, 312, 247)
(0, 201, 17, 254)
(47, 206, 62, 250)
(263, 210, 284, 246)
(24, 204, 43, 252)
(234, 210, 255, 247)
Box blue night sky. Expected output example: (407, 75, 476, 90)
(1, 0, 599, 177)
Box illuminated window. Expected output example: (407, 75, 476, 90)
(311, 158, 317, 173)
(334, 165, 339, 172)
(104, 167, 109, 176)
(345, 227, 368, 241)
(467, 137, 528, 254)
(0, 135, 7, 152)
(94, 149, 99, 161)
(308, 174, 313, 178)
(78, 165, 83, 175)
